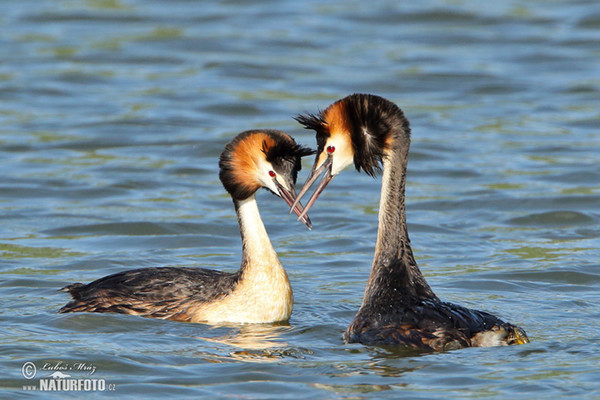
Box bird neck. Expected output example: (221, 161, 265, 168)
(197, 195, 292, 323)
(362, 140, 438, 305)
(234, 196, 284, 276)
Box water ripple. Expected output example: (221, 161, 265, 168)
(1, 0, 600, 398)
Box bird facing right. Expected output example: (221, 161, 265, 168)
(59, 129, 314, 325)
(292, 93, 529, 351)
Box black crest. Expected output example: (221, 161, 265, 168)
(296, 94, 411, 177)
(294, 112, 330, 159)
(262, 132, 315, 185)
(219, 130, 314, 200)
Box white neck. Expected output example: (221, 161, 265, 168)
(236, 196, 280, 269)
(187, 195, 293, 324)
(217, 195, 292, 323)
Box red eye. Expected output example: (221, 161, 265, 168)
(268, 170, 276, 178)
(327, 145, 335, 154)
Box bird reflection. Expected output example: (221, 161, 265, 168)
(199, 323, 309, 363)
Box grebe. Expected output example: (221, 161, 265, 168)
(60, 130, 314, 324)
(292, 94, 529, 350)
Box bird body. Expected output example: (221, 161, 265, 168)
(60, 130, 313, 324)
(294, 94, 529, 350)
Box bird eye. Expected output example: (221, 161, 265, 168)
(268, 170, 276, 178)
(327, 145, 335, 154)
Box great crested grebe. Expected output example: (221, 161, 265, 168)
(60, 130, 314, 324)
(292, 94, 529, 350)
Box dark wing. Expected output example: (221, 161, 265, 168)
(345, 298, 509, 350)
(59, 267, 240, 320)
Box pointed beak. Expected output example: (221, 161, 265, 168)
(289, 154, 334, 222)
(273, 179, 312, 230)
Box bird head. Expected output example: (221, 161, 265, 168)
(219, 129, 315, 229)
(291, 94, 411, 219)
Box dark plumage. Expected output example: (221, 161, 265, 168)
(346, 298, 527, 350)
(294, 93, 529, 350)
(60, 267, 239, 320)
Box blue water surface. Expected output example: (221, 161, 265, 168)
(1, 0, 599, 398)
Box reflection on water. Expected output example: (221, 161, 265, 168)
(202, 324, 291, 350)
(1, 0, 600, 398)
(197, 324, 321, 363)
(311, 382, 396, 395)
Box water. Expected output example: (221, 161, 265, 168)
(1, 0, 599, 398)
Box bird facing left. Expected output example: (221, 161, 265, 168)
(59, 129, 315, 324)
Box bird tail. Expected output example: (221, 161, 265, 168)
(59, 283, 85, 299)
